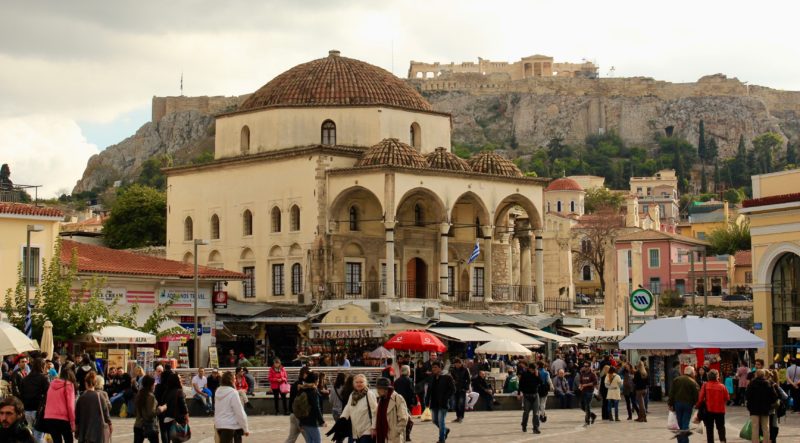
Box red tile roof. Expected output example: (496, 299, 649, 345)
(615, 229, 710, 246)
(61, 240, 245, 280)
(545, 177, 584, 192)
(742, 192, 800, 208)
(467, 151, 523, 177)
(734, 250, 752, 267)
(0, 203, 63, 218)
(239, 50, 434, 113)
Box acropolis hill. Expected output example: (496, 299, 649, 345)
(74, 54, 800, 193)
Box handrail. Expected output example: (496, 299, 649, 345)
(173, 366, 385, 391)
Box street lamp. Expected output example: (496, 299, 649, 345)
(25, 224, 44, 337)
(193, 239, 209, 368)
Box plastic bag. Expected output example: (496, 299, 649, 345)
(420, 408, 432, 422)
(410, 396, 422, 416)
(667, 411, 679, 430)
(739, 418, 752, 440)
(120, 402, 128, 418)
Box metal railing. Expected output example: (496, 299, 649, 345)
(174, 366, 384, 392)
(543, 298, 572, 313)
(441, 291, 486, 309)
(325, 281, 440, 300)
(491, 285, 534, 302)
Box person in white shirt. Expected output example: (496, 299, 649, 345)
(340, 374, 377, 441)
(214, 371, 250, 443)
(787, 359, 800, 413)
(193, 368, 213, 414)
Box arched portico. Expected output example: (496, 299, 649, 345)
(492, 194, 545, 305)
(756, 242, 800, 359)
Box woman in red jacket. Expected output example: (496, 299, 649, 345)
(234, 367, 252, 409)
(43, 367, 77, 443)
(696, 369, 729, 443)
(268, 358, 289, 415)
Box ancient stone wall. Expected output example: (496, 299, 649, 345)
(151, 95, 248, 122)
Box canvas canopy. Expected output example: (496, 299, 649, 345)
(0, 322, 38, 356)
(475, 339, 532, 356)
(619, 316, 765, 350)
(83, 325, 156, 345)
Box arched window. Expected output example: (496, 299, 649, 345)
(321, 120, 336, 145)
(240, 126, 250, 154)
(570, 201, 576, 213)
(410, 122, 421, 150)
(547, 202, 551, 212)
(271, 207, 281, 233)
(292, 263, 303, 295)
(184, 217, 193, 241)
(242, 209, 253, 236)
(556, 201, 562, 213)
(414, 204, 424, 226)
(210, 214, 220, 240)
(290, 205, 300, 231)
(349, 206, 359, 231)
(582, 265, 592, 281)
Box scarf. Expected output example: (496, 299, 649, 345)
(350, 388, 367, 406)
(375, 388, 393, 443)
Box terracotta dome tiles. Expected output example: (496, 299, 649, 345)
(467, 151, 524, 177)
(356, 138, 428, 168)
(424, 147, 470, 171)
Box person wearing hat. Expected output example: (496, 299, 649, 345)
(374, 377, 409, 443)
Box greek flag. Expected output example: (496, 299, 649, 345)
(468, 240, 480, 264)
(24, 302, 32, 338)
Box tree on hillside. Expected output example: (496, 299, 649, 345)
(572, 209, 625, 299)
(136, 155, 172, 190)
(584, 187, 625, 213)
(786, 141, 797, 167)
(729, 135, 749, 187)
(3, 241, 111, 341)
(698, 120, 707, 161)
(752, 132, 783, 174)
(103, 184, 167, 249)
(700, 163, 708, 193)
(708, 221, 751, 255)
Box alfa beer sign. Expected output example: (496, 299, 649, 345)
(630, 288, 654, 312)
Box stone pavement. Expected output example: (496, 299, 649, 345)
(110, 402, 800, 443)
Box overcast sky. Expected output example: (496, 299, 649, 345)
(2, 0, 800, 197)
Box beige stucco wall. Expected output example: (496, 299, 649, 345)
(215, 107, 451, 159)
(0, 215, 61, 303)
(544, 189, 584, 215)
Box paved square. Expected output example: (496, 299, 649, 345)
(110, 402, 800, 443)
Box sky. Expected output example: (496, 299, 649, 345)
(2, 0, 800, 198)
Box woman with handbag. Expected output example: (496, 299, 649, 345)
(161, 372, 190, 443)
(74, 371, 112, 443)
(604, 366, 623, 421)
(268, 359, 289, 416)
(133, 376, 162, 443)
(43, 367, 77, 443)
(696, 369, 729, 443)
(214, 372, 249, 443)
(340, 374, 377, 443)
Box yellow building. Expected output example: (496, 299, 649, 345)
(0, 203, 63, 301)
(741, 169, 800, 361)
(165, 51, 549, 316)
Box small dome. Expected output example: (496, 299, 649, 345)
(356, 138, 428, 168)
(424, 147, 470, 171)
(239, 50, 434, 113)
(545, 177, 584, 192)
(467, 151, 523, 177)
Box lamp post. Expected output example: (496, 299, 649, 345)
(193, 239, 209, 368)
(25, 224, 44, 337)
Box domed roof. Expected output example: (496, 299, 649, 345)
(545, 177, 584, 192)
(239, 50, 434, 113)
(356, 138, 427, 168)
(467, 151, 523, 177)
(424, 147, 470, 171)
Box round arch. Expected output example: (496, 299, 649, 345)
(240, 247, 255, 261)
(494, 193, 542, 231)
(182, 251, 193, 264)
(329, 186, 384, 231)
(756, 242, 800, 285)
(450, 191, 491, 228)
(395, 187, 447, 226)
(268, 245, 283, 258)
(208, 250, 222, 263)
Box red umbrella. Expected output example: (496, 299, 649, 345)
(384, 330, 447, 352)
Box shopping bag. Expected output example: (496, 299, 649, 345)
(410, 396, 422, 416)
(280, 382, 291, 394)
(739, 418, 752, 440)
(666, 411, 679, 431)
(420, 408, 432, 422)
(120, 402, 128, 418)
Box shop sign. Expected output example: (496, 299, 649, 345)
(630, 288, 654, 312)
(309, 328, 382, 339)
(179, 323, 211, 335)
(213, 291, 228, 309)
(160, 288, 210, 309)
(753, 322, 762, 330)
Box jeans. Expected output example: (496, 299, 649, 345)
(606, 399, 619, 419)
(635, 389, 647, 419)
(702, 412, 725, 443)
(134, 426, 160, 443)
(791, 385, 800, 411)
(624, 392, 638, 418)
(302, 426, 321, 443)
(110, 391, 126, 404)
(216, 429, 244, 443)
(24, 410, 45, 443)
(673, 401, 693, 443)
(195, 388, 213, 411)
(521, 394, 540, 430)
(556, 391, 573, 409)
(580, 391, 595, 424)
(453, 390, 466, 419)
(272, 388, 288, 414)
(431, 408, 448, 442)
(46, 419, 73, 443)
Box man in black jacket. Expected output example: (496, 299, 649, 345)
(449, 358, 471, 423)
(19, 358, 48, 442)
(0, 396, 34, 443)
(471, 370, 494, 411)
(425, 361, 454, 443)
(518, 363, 543, 434)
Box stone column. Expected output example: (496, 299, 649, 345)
(482, 226, 493, 301)
(385, 221, 396, 298)
(439, 222, 450, 300)
(518, 234, 532, 301)
(535, 231, 544, 304)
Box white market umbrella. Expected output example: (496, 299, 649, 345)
(40, 320, 54, 359)
(619, 316, 765, 350)
(0, 322, 39, 356)
(475, 339, 532, 356)
(84, 325, 156, 345)
(369, 346, 394, 359)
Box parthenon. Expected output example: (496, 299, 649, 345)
(408, 54, 598, 80)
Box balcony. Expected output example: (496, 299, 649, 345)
(325, 281, 440, 300)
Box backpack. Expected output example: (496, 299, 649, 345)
(538, 371, 551, 396)
(293, 391, 311, 419)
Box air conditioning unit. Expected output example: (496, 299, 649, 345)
(370, 301, 388, 315)
(423, 306, 440, 320)
(524, 304, 540, 316)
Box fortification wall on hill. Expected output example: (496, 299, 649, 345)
(151, 95, 247, 122)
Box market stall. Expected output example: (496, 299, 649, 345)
(302, 304, 386, 366)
